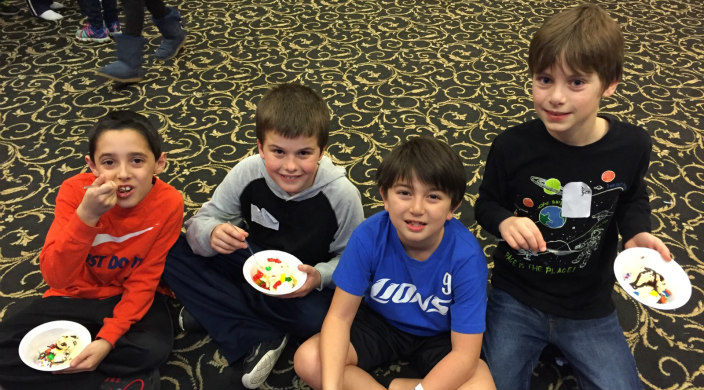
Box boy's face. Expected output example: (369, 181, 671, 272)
(257, 131, 324, 195)
(532, 63, 618, 145)
(381, 175, 456, 260)
(86, 129, 166, 209)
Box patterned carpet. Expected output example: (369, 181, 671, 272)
(1, 0, 703, 389)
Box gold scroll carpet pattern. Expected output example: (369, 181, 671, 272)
(0, 0, 702, 389)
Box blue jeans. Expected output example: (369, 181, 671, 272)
(483, 288, 642, 390)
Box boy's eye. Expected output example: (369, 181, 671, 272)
(101, 159, 114, 166)
(428, 193, 441, 200)
(397, 190, 411, 196)
(297, 150, 311, 157)
(537, 76, 551, 84)
(132, 158, 144, 164)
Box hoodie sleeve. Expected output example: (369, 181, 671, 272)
(185, 156, 261, 256)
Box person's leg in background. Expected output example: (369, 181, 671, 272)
(76, 0, 110, 42)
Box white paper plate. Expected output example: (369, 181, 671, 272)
(243, 250, 307, 296)
(614, 247, 691, 310)
(18, 320, 91, 371)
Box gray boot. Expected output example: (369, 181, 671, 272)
(96, 34, 147, 83)
(153, 7, 186, 60)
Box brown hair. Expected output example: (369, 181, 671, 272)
(255, 83, 330, 149)
(528, 3, 624, 87)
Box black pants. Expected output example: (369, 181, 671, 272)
(163, 234, 334, 364)
(0, 294, 172, 390)
(120, 0, 169, 36)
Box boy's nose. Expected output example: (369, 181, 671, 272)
(549, 86, 566, 105)
(283, 156, 297, 171)
(409, 198, 424, 214)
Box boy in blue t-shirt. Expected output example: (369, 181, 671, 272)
(294, 137, 495, 390)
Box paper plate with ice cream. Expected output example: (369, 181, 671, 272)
(243, 250, 307, 296)
(18, 320, 91, 371)
(614, 247, 691, 310)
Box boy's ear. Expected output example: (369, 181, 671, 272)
(85, 155, 99, 176)
(447, 201, 462, 220)
(154, 152, 167, 174)
(602, 78, 619, 98)
(257, 139, 264, 157)
(379, 187, 389, 211)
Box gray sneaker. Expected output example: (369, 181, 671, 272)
(241, 335, 288, 389)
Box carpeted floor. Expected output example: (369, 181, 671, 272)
(1, 0, 703, 389)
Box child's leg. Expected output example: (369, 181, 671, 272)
(0, 297, 106, 390)
(143, 0, 167, 19)
(483, 287, 548, 390)
(552, 311, 642, 390)
(120, 0, 145, 36)
(163, 235, 281, 364)
(76, 0, 102, 27)
(294, 332, 385, 390)
(25, 0, 52, 16)
(100, 0, 119, 26)
(99, 294, 173, 375)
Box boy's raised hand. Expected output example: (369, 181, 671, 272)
(210, 223, 249, 254)
(498, 216, 547, 253)
(625, 232, 671, 262)
(76, 174, 118, 227)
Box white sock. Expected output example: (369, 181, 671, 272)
(38, 9, 63, 21)
(49, 2, 64, 10)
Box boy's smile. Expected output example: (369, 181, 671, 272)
(86, 129, 166, 209)
(382, 175, 456, 261)
(532, 63, 618, 146)
(258, 131, 324, 196)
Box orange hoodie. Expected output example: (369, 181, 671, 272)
(40, 172, 184, 346)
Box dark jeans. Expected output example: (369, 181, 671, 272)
(120, 0, 168, 36)
(163, 234, 334, 364)
(77, 0, 118, 28)
(0, 294, 173, 390)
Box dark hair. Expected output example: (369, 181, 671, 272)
(88, 110, 162, 161)
(376, 137, 466, 208)
(255, 83, 330, 149)
(528, 3, 624, 87)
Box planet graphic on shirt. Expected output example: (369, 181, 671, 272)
(530, 176, 562, 195)
(539, 205, 566, 229)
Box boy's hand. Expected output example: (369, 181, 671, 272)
(54, 339, 112, 374)
(625, 232, 671, 261)
(210, 223, 249, 254)
(76, 175, 118, 226)
(498, 216, 546, 253)
(280, 264, 321, 299)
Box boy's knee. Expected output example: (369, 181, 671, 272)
(293, 336, 322, 389)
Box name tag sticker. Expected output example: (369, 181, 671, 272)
(561, 182, 591, 218)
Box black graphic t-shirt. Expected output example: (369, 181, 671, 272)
(475, 115, 653, 318)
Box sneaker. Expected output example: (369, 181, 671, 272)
(49, 1, 63, 10)
(75, 23, 111, 43)
(38, 9, 62, 20)
(100, 368, 160, 390)
(177, 306, 203, 332)
(107, 20, 121, 36)
(0, 4, 20, 15)
(241, 335, 288, 389)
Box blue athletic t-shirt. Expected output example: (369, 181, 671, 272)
(333, 211, 488, 336)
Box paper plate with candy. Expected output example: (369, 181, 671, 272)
(18, 320, 91, 371)
(614, 247, 691, 310)
(243, 250, 307, 296)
